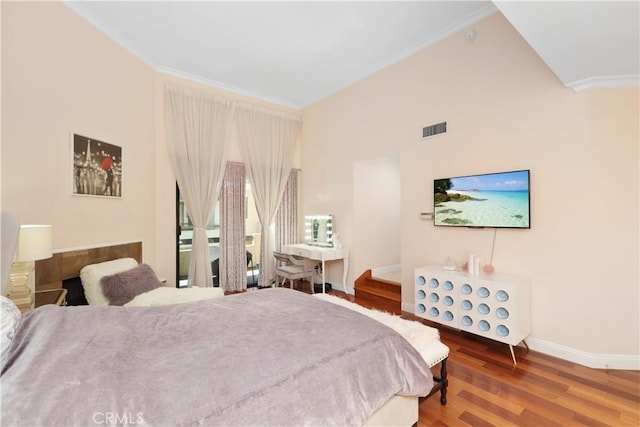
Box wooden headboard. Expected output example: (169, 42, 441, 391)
(35, 241, 142, 292)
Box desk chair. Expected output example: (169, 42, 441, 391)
(273, 252, 316, 290)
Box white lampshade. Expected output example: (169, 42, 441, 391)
(16, 225, 53, 262)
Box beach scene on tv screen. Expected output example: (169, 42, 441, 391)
(434, 170, 530, 228)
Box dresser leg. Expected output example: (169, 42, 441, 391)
(509, 345, 517, 365)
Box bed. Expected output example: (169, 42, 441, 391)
(1, 238, 449, 426)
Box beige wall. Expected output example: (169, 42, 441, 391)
(302, 13, 639, 365)
(1, 2, 156, 263)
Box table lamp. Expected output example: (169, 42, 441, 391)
(8, 225, 53, 312)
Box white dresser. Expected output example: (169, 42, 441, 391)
(415, 266, 530, 364)
(281, 243, 349, 293)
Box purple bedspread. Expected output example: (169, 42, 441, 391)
(1, 288, 432, 426)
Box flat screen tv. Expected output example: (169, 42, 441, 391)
(434, 170, 530, 228)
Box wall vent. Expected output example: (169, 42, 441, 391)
(422, 121, 447, 139)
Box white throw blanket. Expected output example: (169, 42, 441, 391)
(125, 286, 224, 307)
(313, 293, 449, 367)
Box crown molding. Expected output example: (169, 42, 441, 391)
(566, 74, 640, 92)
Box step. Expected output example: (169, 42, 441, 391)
(355, 281, 401, 302)
(354, 269, 402, 314)
(356, 275, 400, 296)
(354, 290, 401, 315)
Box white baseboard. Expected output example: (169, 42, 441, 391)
(526, 337, 640, 370)
(401, 301, 414, 314)
(322, 281, 349, 295)
(338, 283, 352, 295)
(371, 264, 401, 276)
(401, 301, 639, 370)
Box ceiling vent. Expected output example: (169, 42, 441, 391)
(422, 121, 447, 139)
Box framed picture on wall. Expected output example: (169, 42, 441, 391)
(71, 132, 123, 198)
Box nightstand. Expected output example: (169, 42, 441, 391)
(34, 288, 67, 308)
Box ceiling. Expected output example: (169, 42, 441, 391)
(64, 1, 639, 109)
(494, 1, 639, 92)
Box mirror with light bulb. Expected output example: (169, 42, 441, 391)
(304, 214, 333, 247)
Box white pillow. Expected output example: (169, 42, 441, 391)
(79, 258, 139, 305)
(1, 295, 21, 369)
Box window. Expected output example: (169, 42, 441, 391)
(176, 182, 260, 287)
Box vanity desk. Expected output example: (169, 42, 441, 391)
(282, 214, 349, 293)
(280, 243, 349, 293)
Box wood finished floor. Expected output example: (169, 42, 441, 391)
(411, 315, 639, 427)
(325, 289, 639, 427)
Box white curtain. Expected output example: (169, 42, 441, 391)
(275, 169, 300, 252)
(219, 161, 247, 292)
(235, 105, 301, 287)
(165, 86, 231, 287)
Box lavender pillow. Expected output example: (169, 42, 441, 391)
(100, 264, 162, 306)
